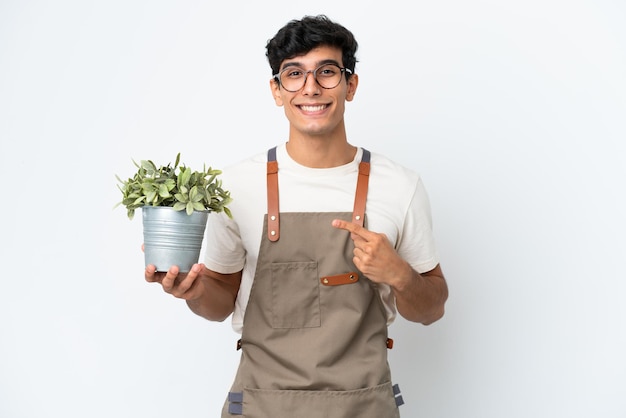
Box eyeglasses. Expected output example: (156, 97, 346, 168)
(273, 63, 352, 92)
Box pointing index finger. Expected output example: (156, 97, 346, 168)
(332, 218, 371, 239)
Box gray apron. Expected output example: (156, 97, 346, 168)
(222, 147, 403, 417)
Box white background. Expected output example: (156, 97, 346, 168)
(1, 1, 625, 417)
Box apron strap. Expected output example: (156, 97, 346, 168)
(352, 149, 370, 227)
(267, 147, 280, 241)
(266, 147, 371, 240)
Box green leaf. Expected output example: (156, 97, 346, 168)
(141, 160, 157, 173)
(179, 167, 191, 187)
(173, 202, 186, 211)
(164, 178, 176, 190)
(158, 184, 170, 198)
(189, 186, 203, 203)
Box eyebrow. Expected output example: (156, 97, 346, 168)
(280, 58, 342, 71)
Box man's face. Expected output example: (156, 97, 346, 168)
(270, 45, 358, 139)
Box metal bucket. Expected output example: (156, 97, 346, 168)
(142, 206, 209, 272)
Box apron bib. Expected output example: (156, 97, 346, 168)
(222, 148, 402, 417)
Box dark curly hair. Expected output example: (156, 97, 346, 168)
(266, 15, 358, 79)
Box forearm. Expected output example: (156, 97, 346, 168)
(391, 263, 448, 325)
(186, 269, 242, 322)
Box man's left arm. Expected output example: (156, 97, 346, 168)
(391, 263, 447, 324)
(332, 219, 448, 325)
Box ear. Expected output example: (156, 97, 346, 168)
(269, 78, 284, 106)
(345, 73, 359, 102)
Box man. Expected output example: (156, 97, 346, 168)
(145, 15, 448, 417)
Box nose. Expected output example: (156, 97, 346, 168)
(301, 71, 320, 95)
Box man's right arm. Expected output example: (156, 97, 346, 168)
(145, 264, 242, 322)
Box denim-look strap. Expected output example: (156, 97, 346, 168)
(228, 391, 243, 415)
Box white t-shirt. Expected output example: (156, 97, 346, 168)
(203, 143, 439, 334)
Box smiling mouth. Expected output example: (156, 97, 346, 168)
(298, 104, 328, 112)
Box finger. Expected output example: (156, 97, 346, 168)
(331, 218, 374, 240)
(160, 265, 181, 292)
(173, 264, 203, 295)
(145, 264, 160, 282)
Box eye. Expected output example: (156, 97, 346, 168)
(283, 68, 304, 78)
(317, 65, 339, 77)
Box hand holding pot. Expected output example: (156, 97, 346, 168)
(144, 259, 242, 322)
(145, 263, 206, 301)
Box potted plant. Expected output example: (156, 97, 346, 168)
(116, 153, 232, 272)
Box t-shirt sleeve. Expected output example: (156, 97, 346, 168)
(397, 177, 439, 274)
(201, 211, 246, 274)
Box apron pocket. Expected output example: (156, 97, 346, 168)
(271, 261, 320, 328)
(241, 382, 400, 418)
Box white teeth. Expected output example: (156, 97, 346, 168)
(300, 105, 326, 112)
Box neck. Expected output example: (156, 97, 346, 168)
(285, 137, 356, 168)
